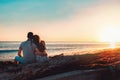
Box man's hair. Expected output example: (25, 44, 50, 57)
(27, 32, 33, 39)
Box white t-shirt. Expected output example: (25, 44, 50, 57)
(20, 40, 37, 63)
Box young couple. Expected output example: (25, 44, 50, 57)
(15, 32, 48, 64)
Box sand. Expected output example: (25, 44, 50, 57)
(0, 48, 120, 80)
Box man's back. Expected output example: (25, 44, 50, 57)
(20, 40, 37, 63)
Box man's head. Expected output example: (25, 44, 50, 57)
(27, 32, 33, 39)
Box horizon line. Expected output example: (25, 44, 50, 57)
(1, 40, 120, 43)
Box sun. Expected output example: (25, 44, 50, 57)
(99, 26, 120, 48)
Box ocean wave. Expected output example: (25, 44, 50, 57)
(0, 50, 18, 53)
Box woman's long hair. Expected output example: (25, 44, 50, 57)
(33, 35, 40, 46)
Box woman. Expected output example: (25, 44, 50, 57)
(33, 35, 48, 63)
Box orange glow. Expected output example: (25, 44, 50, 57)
(110, 42, 116, 48)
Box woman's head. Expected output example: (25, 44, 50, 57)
(33, 35, 40, 44)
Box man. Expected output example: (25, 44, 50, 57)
(15, 32, 42, 64)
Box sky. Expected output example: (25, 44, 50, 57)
(1, 0, 120, 42)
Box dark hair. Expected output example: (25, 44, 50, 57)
(27, 32, 33, 39)
(33, 35, 46, 52)
(33, 35, 40, 46)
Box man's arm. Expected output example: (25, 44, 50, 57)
(18, 48, 22, 57)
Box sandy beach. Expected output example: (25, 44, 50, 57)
(1, 0, 120, 79)
(0, 48, 120, 80)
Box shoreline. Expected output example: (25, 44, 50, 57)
(1, 48, 120, 80)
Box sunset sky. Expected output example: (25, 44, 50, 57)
(1, 0, 120, 42)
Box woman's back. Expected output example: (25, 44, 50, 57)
(33, 35, 48, 63)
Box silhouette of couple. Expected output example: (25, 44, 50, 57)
(15, 32, 48, 64)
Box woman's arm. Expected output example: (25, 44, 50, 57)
(35, 48, 46, 56)
(43, 50, 47, 56)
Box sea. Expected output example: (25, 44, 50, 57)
(0, 41, 120, 61)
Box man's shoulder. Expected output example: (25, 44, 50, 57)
(20, 40, 28, 45)
(21, 41, 26, 43)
